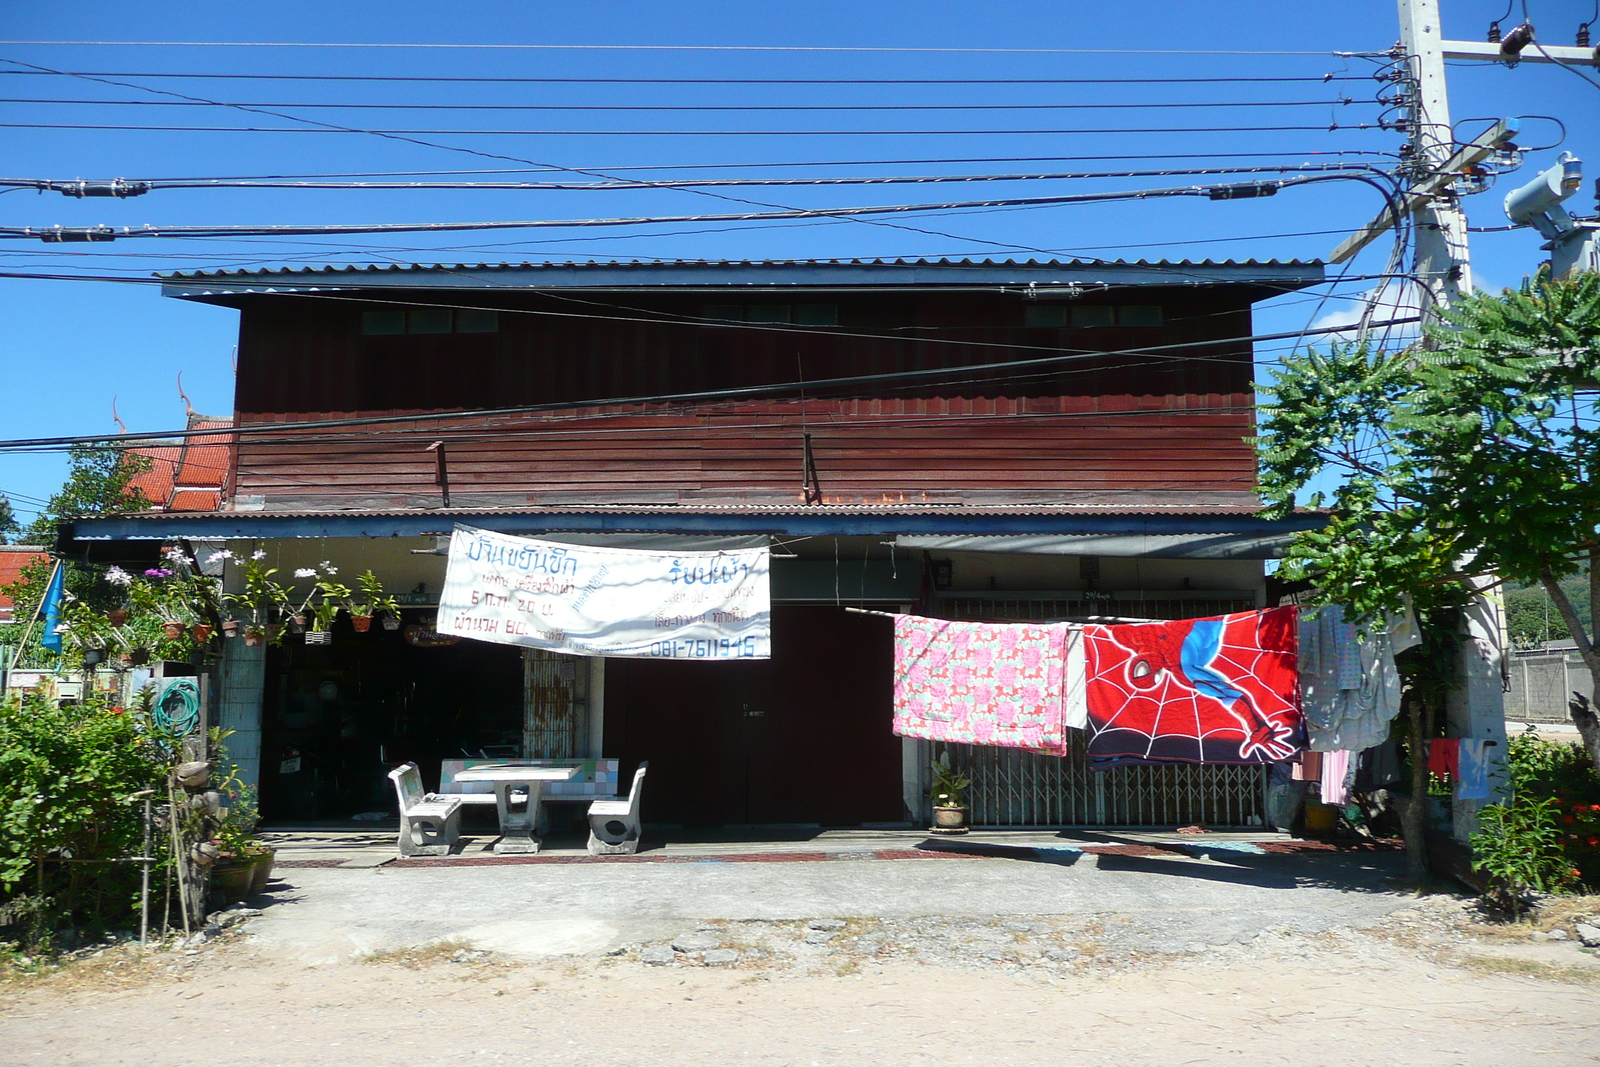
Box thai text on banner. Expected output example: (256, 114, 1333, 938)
(438, 524, 770, 659)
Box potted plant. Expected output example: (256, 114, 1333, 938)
(349, 570, 399, 634)
(930, 753, 971, 835)
(224, 550, 290, 646)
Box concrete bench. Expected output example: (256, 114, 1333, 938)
(588, 762, 648, 856)
(441, 759, 620, 833)
(387, 762, 462, 858)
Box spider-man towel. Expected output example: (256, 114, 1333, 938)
(1084, 607, 1302, 764)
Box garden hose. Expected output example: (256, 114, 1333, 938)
(153, 678, 201, 738)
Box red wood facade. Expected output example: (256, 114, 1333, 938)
(189, 261, 1318, 511)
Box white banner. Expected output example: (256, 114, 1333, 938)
(438, 525, 770, 659)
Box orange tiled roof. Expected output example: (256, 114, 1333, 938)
(0, 545, 48, 624)
(124, 411, 233, 513)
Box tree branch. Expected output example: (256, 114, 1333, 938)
(1543, 565, 1597, 668)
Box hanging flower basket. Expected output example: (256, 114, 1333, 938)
(243, 627, 266, 647)
(119, 648, 151, 667)
(82, 647, 107, 667)
(163, 621, 184, 639)
(190, 623, 214, 643)
(381, 616, 401, 631)
(289, 614, 307, 633)
(107, 608, 128, 626)
(222, 620, 241, 638)
(305, 630, 332, 646)
(351, 614, 373, 633)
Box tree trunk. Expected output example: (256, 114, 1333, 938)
(1539, 566, 1600, 764)
(1401, 700, 1432, 886)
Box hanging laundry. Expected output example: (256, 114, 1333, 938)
(1428, 737, 1460, 780)
(1082, 607, 1302, 765)
(1319, 749, 1354, 806)
(1291, 750, 1324, 782)
(1457, 739, 1494, 800)
(1300, 605, 1419, 753)
(892, 615, 1072, 756)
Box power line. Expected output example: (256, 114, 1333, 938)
(0, 121, 1380, 136)
(3, 162, 1391, 196)
(0, 316, 1419, 454)
(68, 151, 1405, 182)
(0, 96, 1362, 112)
(0, 70, 1368, 85)
(0, 176, 1371, 243)
(0, 41, 1362, 55)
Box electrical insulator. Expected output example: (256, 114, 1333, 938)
(1500, 22, 1536, 65)
(1579, 23, 1591, 48)
(1488, 21, 1502, 43)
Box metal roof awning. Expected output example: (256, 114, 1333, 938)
(895, 530, 1302, 560)
(63, 507, 1325, 553)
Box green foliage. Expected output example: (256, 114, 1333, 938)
(1471, 729, 1600, 910)
(1504, 574, 1589, 649)
(1257, 269, 1600, 628)
(0, 692, 168, 944)
(930, 752, 970, 808)
(23, 446, 152, 546)
(0, 494, 18, 544)
(353, 569, 399, 618)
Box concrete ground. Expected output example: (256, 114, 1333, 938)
(249, 828, 1411, 962)
(7, 832, 1600, 1066)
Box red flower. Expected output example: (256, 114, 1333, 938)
(1564, 814, 1576, 823)
(110, 706, 124, 715)
(1588, 836, 1599, 847)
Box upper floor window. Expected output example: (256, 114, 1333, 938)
(361, 307, 500, 335)
(1024, 304, 1164, 328)
(700, 303, 839, 327)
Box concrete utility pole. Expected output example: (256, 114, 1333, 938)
(1330, 0, 1600, 842)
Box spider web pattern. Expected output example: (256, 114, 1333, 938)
(1084, 607, 1301, 765)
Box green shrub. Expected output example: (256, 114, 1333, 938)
(0, 692, 166, 946)
(1471, 729, 1600, 911)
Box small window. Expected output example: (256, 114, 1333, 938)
(1071, 305, 1116, 328)
(701, 304, 743, 323)
(793, 304, 839, 327)
(408, 308, 453, 334)
(455, 308, 499, 333)
(1117, 305, 1164, 327)
(361, 309, 406, 335)
(746, 304, 791, 324)
(1024, 305, 1069, 328)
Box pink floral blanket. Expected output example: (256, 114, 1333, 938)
(892, 615, 1072, 755)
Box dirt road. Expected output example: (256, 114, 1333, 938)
(4, 893, 1596, 1066)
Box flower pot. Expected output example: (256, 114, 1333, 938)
(351, 614, 372, 633)
(290, 614, 307, 632)
(82, 647, 106, 666)
(189, 623, 213, 643)
(248, 850, 276, 896)
(244, 627, 266, 647)
(931, 805, 970, 834)
(106, 608, 128, 626)
(210, 858, 254, 906)
(163, 621, 184, 639)
(222, 620, 241, 638)
(381, 616, 401, 631)
(124, 648, 151, 666)
(191, 840, 220, 868)
(305, 630, 331, 646)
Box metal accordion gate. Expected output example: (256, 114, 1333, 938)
(931, 595, 1268, 828)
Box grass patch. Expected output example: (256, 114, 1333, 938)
(1458, 953, 1600, 986)
(359, 939, 476, 968)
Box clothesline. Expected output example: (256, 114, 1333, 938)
(843, 606, 1161, 624)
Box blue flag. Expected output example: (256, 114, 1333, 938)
(38, 562, 65, 653)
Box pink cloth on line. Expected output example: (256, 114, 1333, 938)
(1319, 749, 1352, 806)
(893, 615, 1072, 756)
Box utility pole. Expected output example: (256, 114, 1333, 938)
(1331, 0, 1597, 313)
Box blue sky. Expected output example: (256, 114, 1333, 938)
(1, 0, 1596, 527)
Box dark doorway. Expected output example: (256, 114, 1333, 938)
(604, 606, 900, 827)
(259, 614, 523, 820)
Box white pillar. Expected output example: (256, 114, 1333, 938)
(1448, 581, 1509, 843)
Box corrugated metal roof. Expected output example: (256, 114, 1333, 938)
(112, 502, 1279, 519)
(160, 257, 1324, 300)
